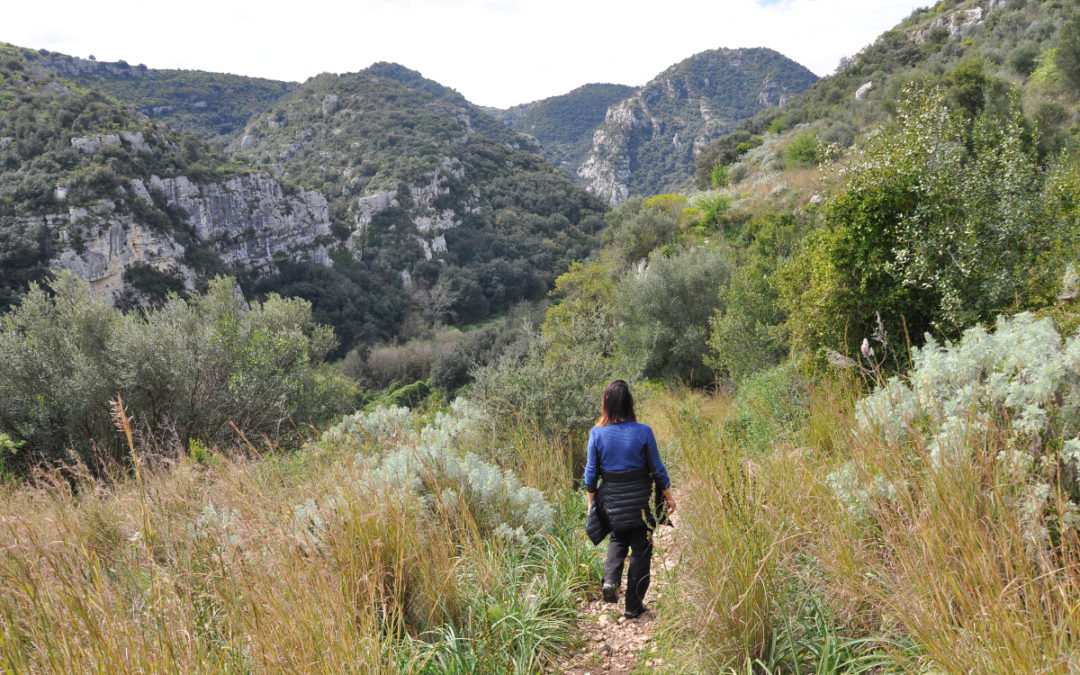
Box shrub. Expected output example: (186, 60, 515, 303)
(615, 246, 729, 386)
(785, 131, 820, 167)
(1056, 10, 1080, 89)
(0, 272, 340, 472)
(778, 85, 1051, 362)
(469, 324, 621, 439)
(322, 400, 554, 538)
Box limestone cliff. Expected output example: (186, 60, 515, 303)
(578, 47, 817, 203)
(50, 172, 333, 305)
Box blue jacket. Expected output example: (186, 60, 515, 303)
(583, 421, 671, 493)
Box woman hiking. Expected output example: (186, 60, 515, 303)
(585, 379, 676, 619)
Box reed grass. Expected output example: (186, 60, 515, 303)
(0, 401, 600, 673)
(648, 371, 1080, 674)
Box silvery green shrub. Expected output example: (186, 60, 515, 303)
(319, 399, 553, 540)
(840, 312, 1080, 544)
(855, 313, 1080, 465)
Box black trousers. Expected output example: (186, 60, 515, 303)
(603, 526, 652, 613)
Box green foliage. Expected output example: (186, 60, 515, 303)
(614, 246, 729, 385)
(599, 197, 680, 261)
(367, 380, 432, 410)
(707, 261, 785, 382)
(697, 193, 731, 230)
(778, 84, 1060, 362)
(16, 46, 294, 145)
(469, 324, 620, 438)
(767, 117, 788, 135)
(541, 253, 620, 362)
(1057, 10, 1080, 90)
(0, 273, 341, 472)
(710, 162, 730, 188)
(722, 364, 808, 455)
(694, 131, 763, 188)
(785, 131, 820, 167)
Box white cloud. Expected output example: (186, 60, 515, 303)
(4, 0, 929, 108)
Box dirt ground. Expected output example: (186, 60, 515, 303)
(558, 507, 679, 674)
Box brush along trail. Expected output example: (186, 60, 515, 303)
(558, 502, 678, 674)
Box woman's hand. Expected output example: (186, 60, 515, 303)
(662, 489, 676, 515)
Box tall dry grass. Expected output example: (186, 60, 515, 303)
(0, 402, 599, 673)
(648, 373, 1080, 673)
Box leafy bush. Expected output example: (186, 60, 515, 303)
(723, 364, 809, 455)
(856, 313, 1080, 470)
(706, 261, 785, 382)
(469, 324, 620, 439)
(778, 84, 1062, 362)
(614, 246, 729, 385)
(785, 131, 820, 167)
(0, 272, 341, 472)
(1056, 10, 1080, 90)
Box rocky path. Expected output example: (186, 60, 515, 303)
(558, 508, 679, 674)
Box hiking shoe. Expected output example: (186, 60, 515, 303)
(623, 605, 648, 619)
(602, 583, 617, 603)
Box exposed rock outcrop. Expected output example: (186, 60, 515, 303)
(50, 173, 333, 304)
(578, 47, 817, 204)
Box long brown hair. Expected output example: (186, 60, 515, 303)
(598, 379, 636, 426)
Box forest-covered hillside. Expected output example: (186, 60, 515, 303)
(12, 45, 295, 146)
(232, 66, 607, 347)
(494, 83, 639, 172)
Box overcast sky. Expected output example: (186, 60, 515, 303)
(7, 0, 929, 109)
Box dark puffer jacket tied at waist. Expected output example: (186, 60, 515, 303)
(595, 467, 655, 532)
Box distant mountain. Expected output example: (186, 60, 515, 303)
(494, 83, 639, 173)
(232, 65, 606, 333)
(0, 44, 333, 311)
(578, 47, 818, 203)
(13, 45, 295, 146)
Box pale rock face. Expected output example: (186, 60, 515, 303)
(120, 131, 151, 153)
(578, 99, 637, 205)
(71, 134, 122, 154)
(146, 174, 334, 270)
(916, 7, 984, 43)
(51, 211, 196, 302)
(71, 131, 152, 155)
(239, 135, 255, 151)
(856, 81, 874, 100)
(51, 173, 334, 304)
(349, 158, 462, 271)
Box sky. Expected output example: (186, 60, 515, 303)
(6, 0, 931, 109)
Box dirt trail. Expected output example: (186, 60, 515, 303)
(558, 507, 679, 674)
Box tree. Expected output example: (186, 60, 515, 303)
(777, 84, 1048, 363)
(614, 247, 728, 386)
(1057, 10, 1080, 90)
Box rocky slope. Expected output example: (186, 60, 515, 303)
(578, 47, 817, 203)
(232, 66, 607, 328)
(693, 0, 1074, 193)
(0, 48, 330, 309)
(494, 83, 639, 173)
